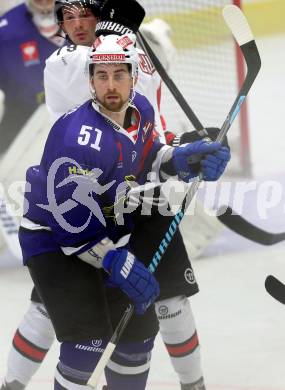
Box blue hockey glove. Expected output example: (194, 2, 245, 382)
(172, 140, 222, 182)
(200, 146, 231, 181)
(103, 249, 160, 315)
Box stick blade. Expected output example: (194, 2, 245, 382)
(217, 206, 285, 246)
(265, 275, 285, 304)
(223, 4, 254, 46)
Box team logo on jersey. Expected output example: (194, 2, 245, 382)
(184, 268, 196, 284)
(20, 41, 40, 66)
(139, 53, 155, 75)
(37, 157, 116, 233)
(131, 151, 137, 162)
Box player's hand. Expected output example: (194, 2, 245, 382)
(103, 249, 160, 315)
(172, 140, 222, 182)
(200, 146, 231, 181)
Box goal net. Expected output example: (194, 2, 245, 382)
(140, 0, 250, 176)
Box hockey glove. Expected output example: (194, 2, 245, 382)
(172, 140, 222, 182)
(200, 146, 231, 181)
(103, 249, 160, 315)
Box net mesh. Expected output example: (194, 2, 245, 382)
(139, 0, 249, 175)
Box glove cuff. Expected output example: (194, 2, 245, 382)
(102, 249, 118, 273)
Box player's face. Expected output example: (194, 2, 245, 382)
(29, 0, 54, 13)
(91, 64, 133, 112)
(61, 5, 98, 46)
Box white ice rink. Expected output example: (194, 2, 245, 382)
(1, 31, 285, 390)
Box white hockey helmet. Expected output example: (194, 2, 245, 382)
(89, 33, 139, 80)
(26, 0, 59, 38)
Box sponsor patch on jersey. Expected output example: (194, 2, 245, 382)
(21, 41, 40, 66)
(68, 165, 91, 176)
(139, 53, 155, 75)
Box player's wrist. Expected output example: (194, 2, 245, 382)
(102, 249, 119, 273)
(77, 237, 116, 269)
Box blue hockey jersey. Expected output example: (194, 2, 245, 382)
(0, 4, 59, 153)
(19, 93, 169, 263)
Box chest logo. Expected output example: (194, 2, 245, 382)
(21, 41, 40, 66)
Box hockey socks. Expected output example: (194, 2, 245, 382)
(2, 302, 55, 388)
(155, 296, 204, 385)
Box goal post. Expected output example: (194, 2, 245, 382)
(140, 0, 251, 176)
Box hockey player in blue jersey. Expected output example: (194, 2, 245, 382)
(18, 33, 230, 390)
(1, 1, 231, 389)
(0, 1, 103, 390)
(0, 0, 102, 156)
(0, 0, 61, 154)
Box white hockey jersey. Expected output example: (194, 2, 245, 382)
(44, 44, 165, 141)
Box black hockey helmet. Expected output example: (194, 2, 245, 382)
(95, 0, 145, 37)
(54, 0, 103, 24)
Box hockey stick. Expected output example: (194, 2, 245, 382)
(138, 16, 285, 248)
(138, 13, 277, 247)
(87, 5, 261, 388)
(265, 275, 285, 305)
(137, 31, 204, 131)
(218, 206, 285, 245)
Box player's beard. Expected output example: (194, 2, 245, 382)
(100, 92, 128, 113)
